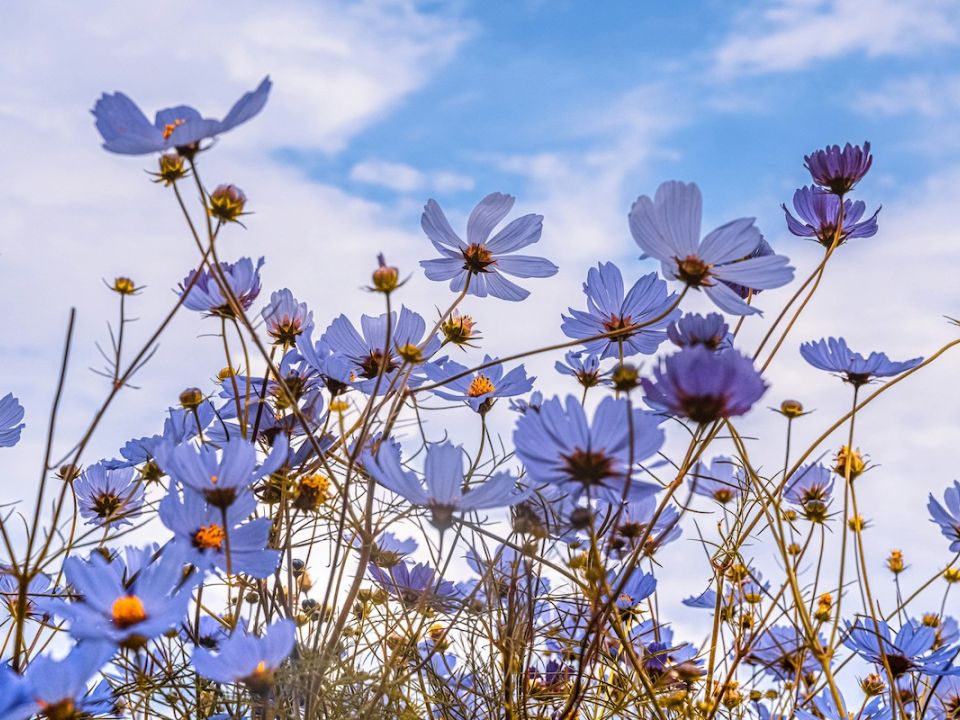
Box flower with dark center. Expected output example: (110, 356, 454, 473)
(561, 262, 679, 359)
(179, 256, 265, 318)
(803, 141, 873, 195)
(642, 346, 767, 425)
(192, 620, 295, 695)
(514, 395, 664, 503)
(666, 313, 731, 351)
(784, 185, 879, 247)
(74, 463, 144, 528)
(800, 336, 921, 387)
(629, 181, 793, 315)
(844, 617, 960, 678)
(420, 192, 558, 301)
(261, 288, 313, 347)
(689, 456, 746, 505)
(363, 439, 528, 530)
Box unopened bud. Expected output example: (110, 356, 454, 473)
(208, 184, 247, 223)
(371, 254, 399, 293)
(179, 387, 204, 409)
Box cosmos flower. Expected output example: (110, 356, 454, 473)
(604, 568, 657, 611)
(368, 532, 418, 569)
(642, 346, 767, 424)
(666, 313, 731, 351)
(0, 393, 25, 448)
(804, 141, 873, 194)
(509, 390, 544, 415)
(261, 289, 313, 347)
(783, 464, 835, 507)
(628, 181, 794, 315)
(180, 257, 265, 318)
(419, 192, 558, 301)
(423, 356, 534, 413)
(800, 337, 922, 387)
(560, 262, 679, 359)
(631, 620, 702, 682)
(363, 439, 528, 529)
(928, 480, 960, 552)
(107, 402, 215, 471)
(92, 77, 271, 155)
(156, 434, 288, 508)
(73, 463, 145, 527)
(192, 619, 296, 694)
(928, 675, 960, 720)
(795, 690, 888, 720)
(368, 560, 460, 612)
(689, 456, 746, 505)
(745, 624, 823, 681)
(159, 487, 280, 578)
(554, 351, 608, 388)
(21, 642, 118, 719)
(0, 666, 33, 720)
(844, 617, 960, 677)
(45, 545, 196, 649)
(783, 186, 879, 248)
(513, 395, 664, 503)
(613, 494, 683, 556)
(0, 569, 54, 621)
(321, 306, 442, 395)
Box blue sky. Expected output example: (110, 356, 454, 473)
(1, 0, 959, 624)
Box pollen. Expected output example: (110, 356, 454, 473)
(467, 375, 496, 397)
(112, 595, 147, 628)
(162, 118, 185, 140)
(193, 523, 226, 550)
(210, 474, 219, 484)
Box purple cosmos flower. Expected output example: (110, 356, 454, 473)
(783, 464, 835, 507)
(613, 494, 683, 556)
(0, 569, 54, 621)
(368, 560, 460, 612)
(666, 313, 731, 351)
(642, 346, 767, 424)
(804, 141, 873, 195)
(844, 617, 960, 677)
(159, 487, 279, 578)
(93, 77, 270, 155)
(513, 395, 664, 503)
(784, 186, 880, 247)
(368, 532, 418, 569)
(321, 306, 441, 395)
(419, 192, 558, 301)
(74, 463, 145, 527)
(0, 393, 25, 448)
(604, 568, 657, 611)
(800, 337, 922, 386)
(929, 676, 960, 720)
(628, 181, 794, 315)
(364, 439, 528, 529)
(423, 356, 534, 413)
(180, 256, 265, 318)
(45, 545, 196, 649)
(509, 390, 544, 415)
(928, 480, 960, 552)
(192, 619, 296, 694)
(555, 351, 608, 388)
(795, 691, 888, 720)
(155, 434, 288, 508)
(689, 456, 746, 504)
(107, 402, 215, 472)
(21, 642, 118, 719)
(631, 620, 701, 681)
(745, 625, 823, 681)
(561, 262, 680, 359)
(261, 288, 313, 347)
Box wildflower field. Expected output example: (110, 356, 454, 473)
(2, 28, 960, 720)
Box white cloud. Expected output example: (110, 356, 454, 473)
(714, 0, 960, 77)
(856, 73, 960, 117)
(349, 159, 475, 193)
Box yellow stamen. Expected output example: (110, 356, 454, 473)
(111, 595, 147, 628)
(162, 118, 185, 140)
(193, 523, 226, 550)
(467, 375, 495, 397)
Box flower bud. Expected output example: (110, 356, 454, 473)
(151, 152, 188, 186)
(111, 277, 137, 295)
(179, 387, 204, 409)
(860, 673, 886, 696)
(611, 363, 639, 392)
(208, 184, 247, 223)
(944, 567, 960, 583)
(833, 445, 865, 479)
(371, 253, 399, 293)
(58, 463, 81, 482)
(779, 399, 804, 418)
(886, 549, 905, 574)
(441, 312, 478, 347)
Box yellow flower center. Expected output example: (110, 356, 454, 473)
(210, 474, 219, 484)
(162, 118, 185, 140)
(193, 523, 226, 550)
(467, 375, 495, 397)
(111, 595, 147, 628)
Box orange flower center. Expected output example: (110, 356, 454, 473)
(193, 523, 226, 550)
(467, 375, 495, 397)
(111, 595, 147, 628)
(162, 118, 186, 140)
